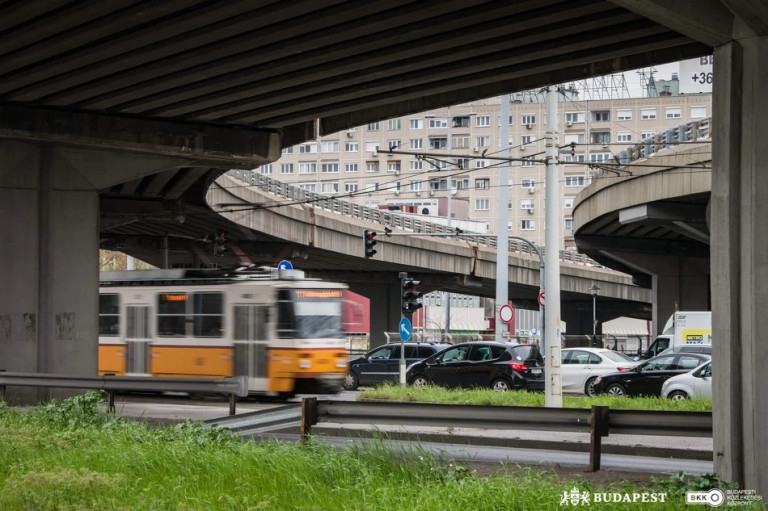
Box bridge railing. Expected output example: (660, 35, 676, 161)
(615, 117, 711, 165)
(227, 170, 600, 267)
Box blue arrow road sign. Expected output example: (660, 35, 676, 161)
(399, 317, 412, 341)
(277, 260, 293, 270)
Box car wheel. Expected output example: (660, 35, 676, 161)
(667, 390, 689, 401)
(605, 383, 627, 396)
(584, 377, 598, 397)
(343, 371, 359, 391)
(492, 379, 511, 392)
(410, 375, 429, 388)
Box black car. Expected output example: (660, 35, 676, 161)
(405, 342, 545, 392)
(592, 352, 711, 397)
(344, 342, 447, 390)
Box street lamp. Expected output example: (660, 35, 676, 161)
(589, 283, 600, 340)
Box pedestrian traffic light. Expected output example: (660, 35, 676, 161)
(401, 276, 423, 314)
(213, 232, 228, 256)
(363, 229, 377, 259)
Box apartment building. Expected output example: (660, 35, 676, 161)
(263, 85, 711, 249)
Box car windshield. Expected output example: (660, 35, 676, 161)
(601, 351, 636, 363)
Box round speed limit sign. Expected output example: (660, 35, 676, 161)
(499, 304, 514, 324)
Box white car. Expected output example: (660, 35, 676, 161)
(560, 347, 639, 396)
(661, 360, 712, 400)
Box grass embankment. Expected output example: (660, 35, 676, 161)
(358, 384, 713, 412)
(1, 392, 755, 510)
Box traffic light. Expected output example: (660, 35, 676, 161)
(363, 229, 377, 259)
(401, 275, 423, 314)
(213, 232, 228, 256)
(570, 141, 576, 157)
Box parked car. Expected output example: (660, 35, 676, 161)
(405, 342, 544, 392)
(343, 342, 447, 390)
(560, 348, 639, 396)
(661, 360, 712, 400)
(657, 344, 712, 356)
(592, 352, 711, 397)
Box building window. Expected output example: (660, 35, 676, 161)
(298, 183, 316, 192)
(410, 160, 423, 171)
(280, 163, 293, 174)
(563, 133, 585, 144)
(410, 119, 424, 129)
(386, 139, 401, 151)
(591, 132, 610, 144)
(641, 131, 656, 140)
(321, 141, 339, 152)
(455, 178, 469, 189)
(617, 132, 632, 142)
(521, 135, 534, 146)
(452, 116, 472, 127)
(388, 119, 401, 130)
(521, 220, 535, 230)
(366, 161, 379, 172)
(521, 155, 535, 166)
(475, 199, 490, 211)
(387, 160, 401, 172)
(616, 109, 632, 121)
(259, 164, 273, 175)
(475, 178, 490, 189)
(367, 122, 379, 131)
(564, 196, 575, 209)
(455, 158, 470, 169)
(452, 136, 470, 149)
(592, 110, 610, 122)
(521, 199, 535, 209)
(521, 114, 536, 126)
(690, 106, 707, 118)
(299, 162, 316, 174)
(345, 142, 358, 152)
(564, 154, 585, 162)
(281, 147, 293, 154)
(521, 178, 535, 189)
(365, 141, 379, 152)
(298, 143, 316, 153)
(345, 162, 358, 172)
(321, 162, 339, 173)
(475, 116, 491, 127)
(476, 136, 490, 147)
(409, 180, 423, 192)
(409, 138, 423, 150)
(565, 112, 584, 124)
(345, 183, 359, 193)
(666, 107, 682, 119)
(565, 175, 586, 187)
(589, 153, 611, 163)
(476, 159, 487, 168)
(564, 218, 573, 231)
(321, 183, 339, 194)
(428, 118, 447, 128)
(428, 137, 448, 149)
(641, 108, 657, 120)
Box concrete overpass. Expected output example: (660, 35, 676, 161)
(1, 1, 767, 493)
(207, 171, 651, 343)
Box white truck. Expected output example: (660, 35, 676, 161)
(638, 311, 712, 360)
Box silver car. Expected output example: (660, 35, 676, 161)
(661, 360, 712, 400)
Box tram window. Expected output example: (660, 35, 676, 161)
(193, 292, 223, 337)
(98, 294, 120, 336)
(157, 292, 188, 337)
(277, 290, 297, 338)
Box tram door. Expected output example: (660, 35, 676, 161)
(233, 305, 269, 385)
(125, 305, 151, 375)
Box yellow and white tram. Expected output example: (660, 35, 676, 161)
(98, 267, 349, 397)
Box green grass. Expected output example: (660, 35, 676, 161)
(357, 384, 713, 412)
(1, 392, 755, 511)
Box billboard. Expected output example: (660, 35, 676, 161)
(679, 56, 713, 94)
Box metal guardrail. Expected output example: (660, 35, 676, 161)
(204, 404, 302, 434)
(226, 171, 600, 267)
(295, 399, 712, 472)
(0, 372, 249, 416)
(617, 117, 712, 164)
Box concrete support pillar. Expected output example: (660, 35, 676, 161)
(649, 256, 710, 333)
(712, 37, 768, 495)
(0, 141, 99, 402)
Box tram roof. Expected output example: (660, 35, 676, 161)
(99, 266, 310, 286)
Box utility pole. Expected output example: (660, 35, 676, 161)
(544, 85, 563, 408)
(495, 95, 510, 343)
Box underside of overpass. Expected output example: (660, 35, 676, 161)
(2, 0, 768, 494)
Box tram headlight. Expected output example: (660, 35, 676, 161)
(336, 360, 348, 368)
(299, 360, 311, 369)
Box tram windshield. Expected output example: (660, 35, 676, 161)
(277, 289, 344, 339)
